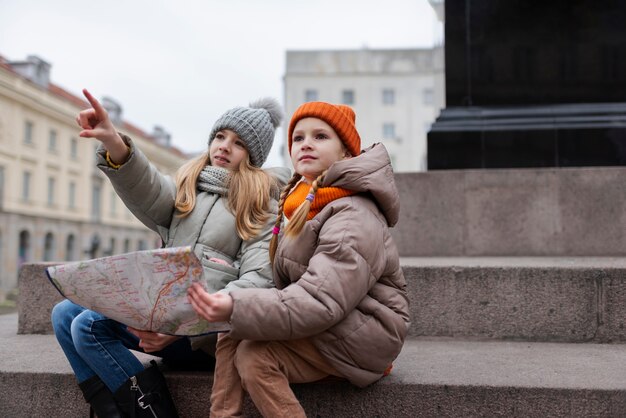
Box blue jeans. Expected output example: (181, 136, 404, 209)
(51, 299, 214, 392)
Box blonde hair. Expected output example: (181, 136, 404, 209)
(268, 171, 326, 263)
(174, 152, 209, 215)
(174, 152, 275, 241)
(228, 158, 275, 240)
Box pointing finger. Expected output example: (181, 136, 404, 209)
(82, 88, 106, 117)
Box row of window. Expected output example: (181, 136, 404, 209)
(372, 122, 432, 142)
(303, 88, 435, 106)
(21, 172, 78, 208)
(16, 230, 152, 264)
(19, 171, 126, 220)
(23, 120, 80, 158)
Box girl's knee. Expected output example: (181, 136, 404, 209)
(235, 341, 264, 365)
(69, 310, 107, 343)
(51, 300, 82, 333)
(234, 341, 277, 383)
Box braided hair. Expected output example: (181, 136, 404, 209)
(269, 173, 302, 262)
(269, 171, 327, 263)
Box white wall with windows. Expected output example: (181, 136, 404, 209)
(284, 48, 445, 172)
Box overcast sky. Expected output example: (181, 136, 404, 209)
(0, 0, 439, 166)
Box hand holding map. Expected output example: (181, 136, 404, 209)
(46, 246, 230, 336)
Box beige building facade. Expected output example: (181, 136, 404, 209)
(0, 55, 187, 300)
(283, 47, 445, 172)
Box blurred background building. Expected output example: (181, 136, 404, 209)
(283, 47, 444, 172)
(281, 0, 446, 172)
(0, 54, 187, 301)
(283, 0, 445, 172)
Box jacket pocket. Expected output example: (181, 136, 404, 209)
(200, 256, 240, 293)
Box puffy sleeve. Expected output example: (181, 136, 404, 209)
(96, 134, 176, 237)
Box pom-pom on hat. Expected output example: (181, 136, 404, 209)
(208, 97, 284, 167)
(287, 101, 361, 157)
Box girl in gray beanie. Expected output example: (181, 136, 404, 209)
(51, 89, 290, 418)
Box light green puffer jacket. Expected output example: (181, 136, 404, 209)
(96, 135, 290, 353)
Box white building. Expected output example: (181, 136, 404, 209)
(283, 47, 444, 172)
(0, 54, 188, 301)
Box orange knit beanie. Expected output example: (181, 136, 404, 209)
(287, 102, 361, 157)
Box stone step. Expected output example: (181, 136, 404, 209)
(392, 167, 626, 257)
(19, 258, 626, 343)
(1, 313, 625, 417)
(403, 257, 626, 343)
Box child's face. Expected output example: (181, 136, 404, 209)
(209, 129, 249, 170)
(290, 118, 350, 183)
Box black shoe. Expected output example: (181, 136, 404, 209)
(113, 361, 180, 418)
(78, 375, 123, 418)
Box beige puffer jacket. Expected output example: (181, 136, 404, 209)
(228, 143, 410, 387)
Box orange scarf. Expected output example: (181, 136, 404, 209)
(284, 182, 356, 220)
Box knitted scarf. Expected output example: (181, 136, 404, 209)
(284, 181, 356, 220)
(197, 166, 230, 196)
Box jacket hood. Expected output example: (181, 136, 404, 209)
(322, 143, 400, 226)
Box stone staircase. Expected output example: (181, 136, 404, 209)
(3, 258, 626, 417)
(3, 167, 626, 417)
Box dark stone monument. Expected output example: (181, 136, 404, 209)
(428, 0, 626, 169)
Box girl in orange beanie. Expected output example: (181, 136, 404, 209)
(188, 101, 410, 418)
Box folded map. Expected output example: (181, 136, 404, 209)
(46, 246, 230, 336)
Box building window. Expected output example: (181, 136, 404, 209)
(43, 232, 55, 261)
(422, 88, 434, 105)
(65, 234, 76, 261)
(22, 171, 31, 201)
(48, 129, 57, 151)
(138, 239, 147, 251)
(383, 123, 396, 139)
(18, 230, 31, 266)
(124, 238, 131, 253)
(69, 181, 76, 209)
(107, 237, 116, 256)
(70, 137, 78, 159)
(305, 89, 318, 102)
(92, 183, 102, 221)
(382, 89, 395, 105)
(88, 234, 101, 259)
(342, 90, 355, 105)
(47, 177, 55, 206)
(24, 121, 34, 144)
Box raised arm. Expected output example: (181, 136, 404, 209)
(82, 88, 176, 233)
(77, 88, 130, 165)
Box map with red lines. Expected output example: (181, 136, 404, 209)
(46, 246, 229, 336)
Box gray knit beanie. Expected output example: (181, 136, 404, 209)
(208, 98, 284, 167)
